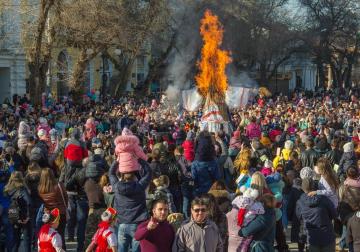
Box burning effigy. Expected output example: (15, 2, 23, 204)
(181, 10, 258, 133)
(196, 10, 232, 133)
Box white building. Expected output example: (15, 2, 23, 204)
(0, 0, 27, 103)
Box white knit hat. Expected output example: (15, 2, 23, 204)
(343, 142, 354, 153)
(300, 167, 314, 179)
(264, 160, 273, 168)
(37, 129, 47, 138)
(284, 140, 294, 150)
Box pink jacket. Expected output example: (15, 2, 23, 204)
(246, 123, 261, 140)
(37, 123, 51, 135)
(344, 177, 360, 188)
(227, 208, 242, 252)
(114, 135, 148, 173)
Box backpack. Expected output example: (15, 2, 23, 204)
(8, 191, 20, 225)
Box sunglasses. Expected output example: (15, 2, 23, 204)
(193, 208, 207, 213)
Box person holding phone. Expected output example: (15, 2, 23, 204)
(134, 198, 175, 252)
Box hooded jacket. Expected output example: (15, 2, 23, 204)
(296, 194, 336, 246)
(114, 134, 148, 173)
(109, 159, 151, 224)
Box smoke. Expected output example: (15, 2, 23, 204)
(227, 68, 258, 88)
(163, 1, 258, 102)
(165, 85, 181, 101)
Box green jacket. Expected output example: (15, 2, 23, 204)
(239, 207, 276, 252)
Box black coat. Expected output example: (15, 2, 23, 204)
(296, 194, 336, 246)
(300, 148, 320, 168)
(324, 149, 342, 167)
(338, 152, 357, 178)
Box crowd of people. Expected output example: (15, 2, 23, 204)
(0, 88, 360, 252)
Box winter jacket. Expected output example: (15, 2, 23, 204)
(226, 206, 242, 252)
(346, 212, 360, 251)
(338, 152, 357, 178)
(246, 122, 261, 140)
(25, 172, 42, 209)
(109, 159, 151, 224)
(208, 189, 232, 213)
(84, 178, 105, 210)
(172, 219, 223, 252)
(6, 186, 31, 221)
(238, 207, 276, 252)
(339, 184, 360, 220)
(30, 140, 49, 167)
(191, 160, 220, 197)
(59, 164, 87, 197)
(316, 177, 338, 208)
(85, 154, 108, 177)
(182, 140, 195, 162)
(286, 185, 304, 243)
(39, 183, 68, 216)
(300, 148, 320, 168)
(296, 194, 336, 246)
(194, 135, 216, 162)
(114, 134, 148, 173)
(324, 149, 342, 167)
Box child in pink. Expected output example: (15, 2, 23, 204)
(114, 128, 148, 173)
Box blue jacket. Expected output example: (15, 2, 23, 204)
(109, 159, 151, 224)
(239, 207, 276, 252)
(296, 193, 336, 246)
(191, 160, 220, 197)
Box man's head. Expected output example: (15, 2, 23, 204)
(301, 177, 315, 193)
(151, 199, 169, 222)
(191, 197, 209, 224)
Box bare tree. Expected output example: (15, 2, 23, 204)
(21, 0, 62, 105)
(56, 0, 115, 100)
(299, 0, 360, 88)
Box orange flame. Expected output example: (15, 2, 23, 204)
(195, 10, 232, 101)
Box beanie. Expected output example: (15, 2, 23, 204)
(343, 142, 354, 153)
(300, 167, 314, 180)
(37, 129, 47, 138)
(284, 140, 294, 150)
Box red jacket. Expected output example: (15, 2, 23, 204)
(182, 140, 195, 162)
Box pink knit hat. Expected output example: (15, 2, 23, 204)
(261, 167, 272, 177)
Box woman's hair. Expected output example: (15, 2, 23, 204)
(250, 172, 267, 195)
(201, 194, 222, 222)
(260, 194, 276, 208)
(174, 146, 184, 156)
(4, 171, 25, 193)
(120, 172, 136, 182)
(99, 174, 110, 188)
(38, 168, 58, 194)
(209, 181, 226, 191)
(27, 161, 41, 174)
(153, 175, 170, 188)
(316, 158, 339, 190)
(346, 166, 359, 180)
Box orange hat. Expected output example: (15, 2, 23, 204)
(101, 207, 117, 222)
